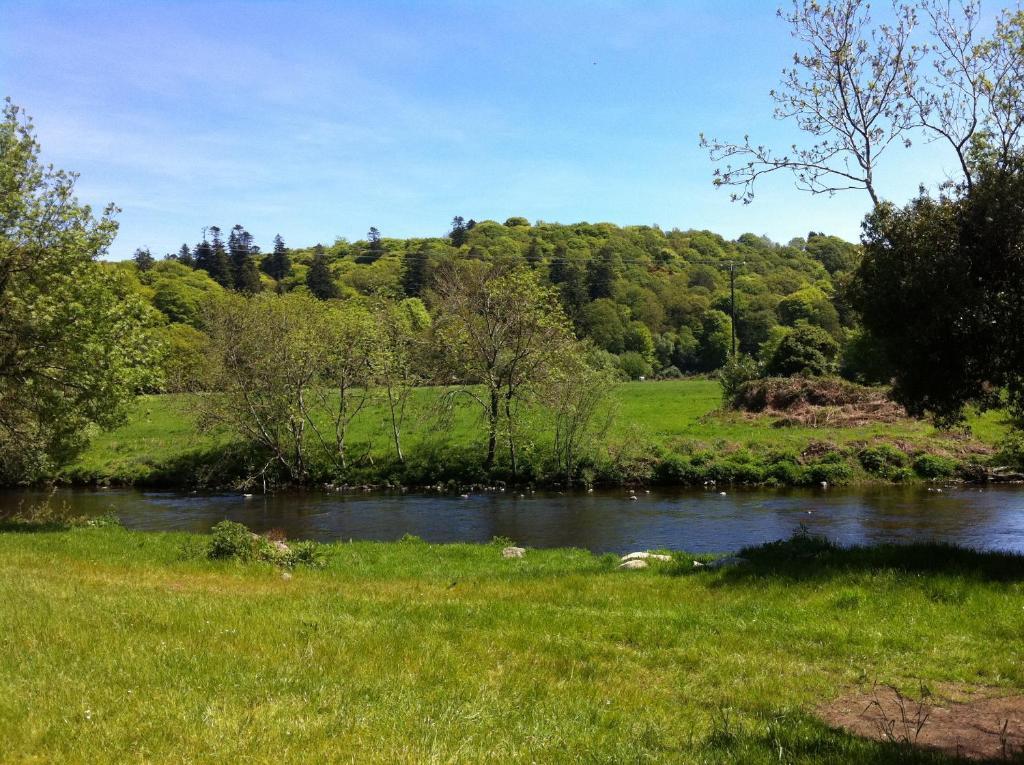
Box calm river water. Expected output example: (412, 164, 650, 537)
(3, 484, 1024, 554)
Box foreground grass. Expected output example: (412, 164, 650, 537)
(65, 380, 1011, 488)
(1, 526, 1022, 762)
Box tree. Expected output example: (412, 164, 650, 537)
(306, 245, 340, 299)
(176, 243, 194, 267)
(765, 323, 840, 377)
(198, 292, 330, 484)
(263, 234, 291, 281)
(357, 227, 385, 264)
(586, 246, 619, 299)
(703, 1, 1024, 206)
(449, 216, 467, 247)
(368, 297, 423, 463)
(854, 156, 1024, 424)
(195, 227, 233, 288)
(0, 99, 159, 482)
(433, 262, 577, 473)
(228, 224, 262, 294)
(132, 247, 155, 271)
(540, 350, 616, 486)
(401, 241, 430, 297)
(702, 0, 918, 206)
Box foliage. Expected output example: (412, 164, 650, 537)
(0, 99, 160, 483)
(765, 324, 840, 378)
(854, 158, 1024, 425)
(207, 519, 323, 567)
(719, 354, 761, 408)
(617, 351, 652, 381)
(432, 262, 579, 473)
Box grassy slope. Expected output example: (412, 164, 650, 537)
(66, 380, 1011, 486)
(1, 526, 1021, 763)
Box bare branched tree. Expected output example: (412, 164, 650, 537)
(701, 0, 919, 206)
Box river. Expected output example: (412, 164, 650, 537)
(3, 484, 1024, 554)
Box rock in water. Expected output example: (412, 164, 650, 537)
(618, 559, 649, 570)
(502, 546, 526, 559)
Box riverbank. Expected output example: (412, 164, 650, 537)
(1, 524, 1021, 762)
(62, 380, 1012, 490)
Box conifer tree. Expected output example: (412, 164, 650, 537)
(132, 247, 154, 271)
(263, 234, 291, 281)
(195, 227, 235, 288)
(229, 224, 262, 294)
(402, 242, 430, 296)
(449, 216, 467, 247)
(177, 243, 194, 267)
(306, 245, 340, 299)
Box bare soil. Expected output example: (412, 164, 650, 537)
(818, 684, 1024, 761)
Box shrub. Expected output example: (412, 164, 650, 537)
(996, 431, 1024, 471)
(858, 444, 908, 476)
(618, 351, 653, 380)
(207, 520, 323, 567)
(718, 354, 761, 408)
(913, 454, 958, 478)
(764, 324, 840, 377)
(208, 520, 261, 561)
(805, 461, 852, 484)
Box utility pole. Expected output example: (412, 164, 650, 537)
(729, 261, 737, 357)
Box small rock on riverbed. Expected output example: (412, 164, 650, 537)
(502, 546, 526, 559)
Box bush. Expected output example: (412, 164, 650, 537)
(207, 520, 323, 567)
(718, 354, 760, 408)
(208, 520, 261, 561)
(996, 431, 1024, 471)
(618, 351, 653, 380)
(858, 444, 908, 476)
(805, 461, 852, 484)
(913, 454, 958, 478)
(765, 324, 840, 377)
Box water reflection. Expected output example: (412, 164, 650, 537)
(2, 484, 1023, 554)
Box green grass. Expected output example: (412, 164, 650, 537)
(65, 380, 1012, 488)
(1, 525, 1022, 762)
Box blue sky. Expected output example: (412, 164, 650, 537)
(2, 0, 972, 258)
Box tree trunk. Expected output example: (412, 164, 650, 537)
(485, 386, 499, 469)
(505, 391, 517, 478)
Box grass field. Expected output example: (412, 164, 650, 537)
(1, 524, 1022, 762)
(64, 380, 1012, 488)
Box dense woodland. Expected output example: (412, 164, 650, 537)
(128, 218, 864, 390)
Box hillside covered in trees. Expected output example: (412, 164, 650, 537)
(127, 217, 864, 387)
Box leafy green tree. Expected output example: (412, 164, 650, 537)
(306, 245, 340, 299)
(765, 324, 840, 377)
(623, 321, 655, 362)
(581, 298, 625, 354)
(696, 310, 733, 371)
(854, 157, 1024, 423)
(777, 286, 840, 335)
(227, 225, 261, 294)
(618, 351, 653, 380)
(586, 246, 619, 299)
(434, 263, 576, 473)
(0, 99, 159, 482)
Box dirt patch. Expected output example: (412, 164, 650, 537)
(818, 684, 1024, 761)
